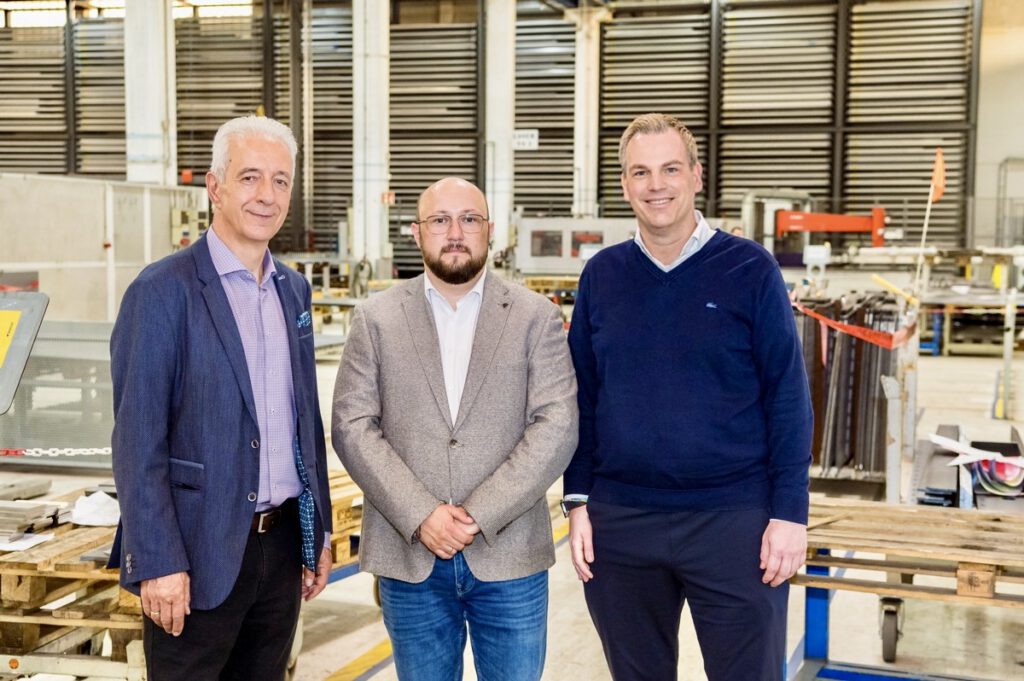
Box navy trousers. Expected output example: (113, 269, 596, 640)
(583, 501, 788, 681)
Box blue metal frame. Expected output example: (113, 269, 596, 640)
(918, 310, 943, 356)
(805, 550, 832, 661)
(327, 560, 361, 584)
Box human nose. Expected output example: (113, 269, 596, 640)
(256, 177, 275, 203)
(648, 170, 667, 191)
(445, 218, 465, 239)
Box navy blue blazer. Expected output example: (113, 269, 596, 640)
(108, 235, 332, 610)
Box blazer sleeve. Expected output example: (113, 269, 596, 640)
(460, 301, 579, 544)
(300, 276, 333, 545)
(110, 277, 190, 585)
(332, 305, 443, 544)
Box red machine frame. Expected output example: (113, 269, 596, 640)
(775, 207, 887, 248)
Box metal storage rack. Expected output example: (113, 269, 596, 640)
(72, 18, 125, 178)
(389, 22, 480, 276)
(514, 16, 575, 217)
(599, 13, 710, 218)
(0, 25, 67, 174)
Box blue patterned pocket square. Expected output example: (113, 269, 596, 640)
(297, 310, 312, 328)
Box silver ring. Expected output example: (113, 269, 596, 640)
(150, 611, 160, 616)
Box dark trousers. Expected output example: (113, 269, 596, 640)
(143, 503, 303, 681)
(583, 501, 788, 681)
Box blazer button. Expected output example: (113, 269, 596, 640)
(449, 439, 458, 447)
(247, 492, 257, 502)
(251, 439, 259, 449)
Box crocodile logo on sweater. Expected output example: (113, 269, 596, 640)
(706, 302, 718, 309)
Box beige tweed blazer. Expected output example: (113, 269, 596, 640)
(332, 273, 578, 583)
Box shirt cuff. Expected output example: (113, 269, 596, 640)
(563, 494, 589, 503)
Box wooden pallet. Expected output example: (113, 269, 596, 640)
(328, 470, 363, 569)
(0, 525, 141, 659)
(523, 276, 579, 295)
(794, 498, 1024, 608)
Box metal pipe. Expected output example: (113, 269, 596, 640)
(64, 0, 77, 174)
(105, 184, 116, 321)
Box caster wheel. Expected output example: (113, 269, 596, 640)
(881, 609, 898, 663)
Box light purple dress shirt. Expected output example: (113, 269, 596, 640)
(206, 228, 303, 512)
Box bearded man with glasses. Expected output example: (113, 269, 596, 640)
(332, 177, 578, 681)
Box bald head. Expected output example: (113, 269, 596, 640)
(416, 177, 490, 220)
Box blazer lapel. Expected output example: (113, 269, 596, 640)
(272, 265, 304, 408)
(401, 276, 454, 431)
(193, 237, 259, 427)
(454, 274, 511, 433)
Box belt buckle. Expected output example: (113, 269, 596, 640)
(257, 511, 271, 533)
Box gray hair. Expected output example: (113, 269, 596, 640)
(209, 115, 298, 181)
(619, 113, 700, 172)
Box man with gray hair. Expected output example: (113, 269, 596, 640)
(110, 115, 333, 680)
(563, 113, 812, 680)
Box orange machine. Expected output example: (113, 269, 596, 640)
(775, 207, 887, 248)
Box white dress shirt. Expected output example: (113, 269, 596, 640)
(634, 210, 715, 271)
(424, 269, 487, 422)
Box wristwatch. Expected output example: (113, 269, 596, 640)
(560, 499, 587, 517)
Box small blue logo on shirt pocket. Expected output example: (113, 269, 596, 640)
(705, 302, 718, 309)
(297, 310, 312, 328)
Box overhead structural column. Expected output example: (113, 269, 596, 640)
(123, 0, 176, 185)
(352, 0, 390, 272)
(568, 5, 610, 218)
(483, 0, 515, 254)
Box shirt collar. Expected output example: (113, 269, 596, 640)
(633, 210, 714, 271)
(207, 226, 277, 284)
(423, 267, 487, 307)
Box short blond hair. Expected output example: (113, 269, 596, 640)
(618, 113, 699, 172)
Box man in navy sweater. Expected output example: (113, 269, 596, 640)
(563, 113, 813, 681)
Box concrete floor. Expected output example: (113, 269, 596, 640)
(293, 353, 1024, 681)
(3, 351, 1024, 679)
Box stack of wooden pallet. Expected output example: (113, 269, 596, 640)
(0, 524, 142, 660)
(328, 469, 363, 568)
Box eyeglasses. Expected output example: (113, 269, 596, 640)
(415, 213, 489, 235)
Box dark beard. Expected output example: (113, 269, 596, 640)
(422, 244, 488, 285)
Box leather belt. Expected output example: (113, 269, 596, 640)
(251, 507, 284, 533)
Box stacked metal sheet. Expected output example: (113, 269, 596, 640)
(389, 23, 480, 276)
(721, 3, 836, 126)
(309, 4, 354, 252)
(845, 131, 966, 248)
(175, 16, 264, 179)
(718, 133, 834, 216)
(73, 18, 125, 178)
(598, 14, 710, 217)
(843, 0, 971, 247)
(796, 295, 900, 476)
(0, 25, 67, 174)
(514, 17, 575, 217)
(848, 0, 971, 124)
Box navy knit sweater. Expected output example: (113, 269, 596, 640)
(563, 231, 813, 524)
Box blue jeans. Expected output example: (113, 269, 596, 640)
(378, 554, 548, 681)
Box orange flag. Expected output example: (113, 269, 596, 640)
(930, 147, 946, 203)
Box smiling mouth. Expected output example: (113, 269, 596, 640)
(646, 198, 673, 207)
